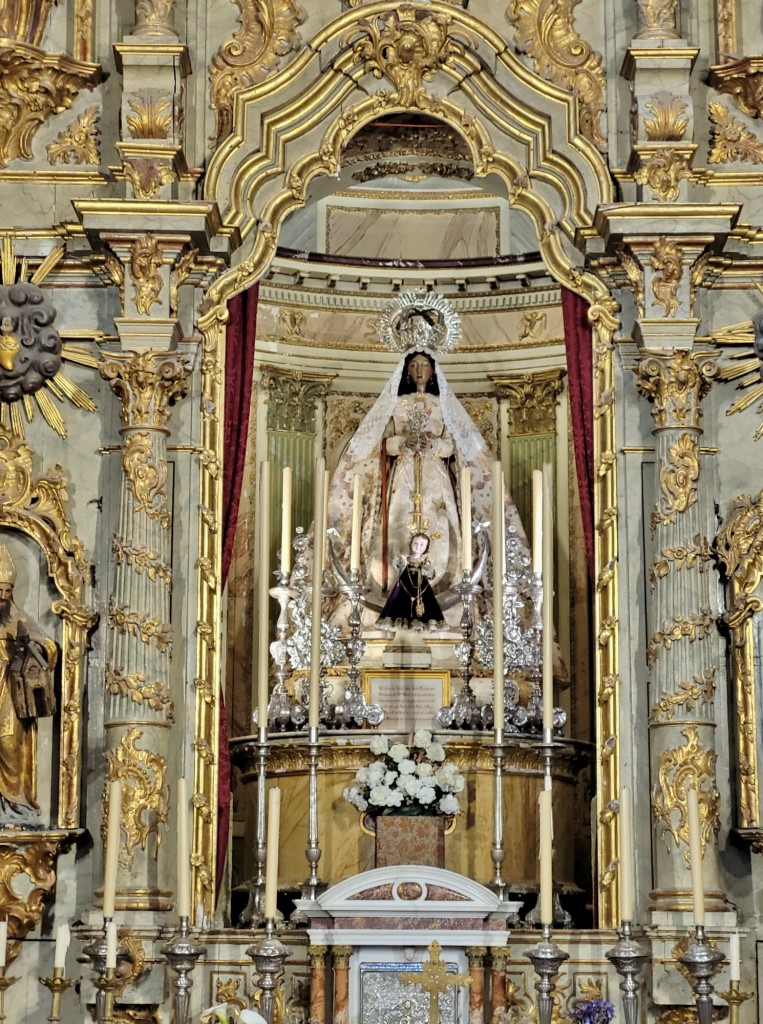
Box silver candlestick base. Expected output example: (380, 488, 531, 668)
(161, 916, 207, 1024)
(524, 925, 569, 1024)
(246, 921, 291, 1024)
(83, 925, 131, 1024)
(677, 925, 724, 1024)
(605, 921, 650, 1024)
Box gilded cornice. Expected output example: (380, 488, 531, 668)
(710, 58, 763, 120)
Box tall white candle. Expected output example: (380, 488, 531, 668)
(322, 468, 330, 570)
(687, 786, 705, 927)
(539, 789, 553, 926)
(492, 462, 504, 736)
(309, 460, 326, 730)
(54, 921, 70, 971)
(350, 474, 362, 572)
(105, 920, 117, 970)
(280, 466, 292, 575)
(102, 780, 122, 919)
(264, 786, 281, 921)
(257, 460, 271, 728)
(0, 919, 8, 968)
(532, 469, 543, 575)
(177, 778, 191, 919)
(729, 931, 740, 981)
(619, 787, 634, 924)
(542, 463, 554, 734)
(461, 467, 472, 574)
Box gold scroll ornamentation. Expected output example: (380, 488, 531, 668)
(709, 59, 763, 120)
(716, 0, 736, 60)
(650, 236, 682, 316)
(644, 92, 689, 140)
(121, 432, 170, 528)
(0, 46, 100, 169)
(708, 101, 763, 164)
(260, 364, 336, 434)
(616, 249, 644, 317)
(492, 369, 565, 435)
(651, 534, 712, 585)
(169, 247, 198, 318)
(46, 105, 100, 165)
(635, 350, 717, 430)
(506, 0, 606, 152)
(651, 725, 720, 859)
(215, 976, 248, 1011)
(0, 840, 57, 957)
(123, 158, 175, 201)
(634, 149, 692, 203)
(129, 236, 163, 315)
(635, 0, 678, 38)
(209, 0, 305, 146)
(126, 92, 173, 139)
(134, 0, 176, 35)
(105, 664, 175, 721)
(102, 727, 169, 869)
(651, 432, 700, 528)
(646, 609, 714, 668)
(112, 538, 172, 586)
(650, 666, 717, 722)
(347, 5, 476, 111)
(100, 351, 190, 431)
(108, 598, 173, 653)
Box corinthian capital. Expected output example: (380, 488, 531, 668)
(100, 350, 189, 430)
(635, 349, 717, 429)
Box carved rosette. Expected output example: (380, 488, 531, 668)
(635, 350, 724, 913)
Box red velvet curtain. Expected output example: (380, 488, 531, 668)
(562, 287, 595, 583)
(217, 283, 259, 893)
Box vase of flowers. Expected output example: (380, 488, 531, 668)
(343, 730, 465, 868)
(570, 999, 615, 1024)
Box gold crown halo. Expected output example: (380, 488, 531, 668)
(379, 290, 461, 355)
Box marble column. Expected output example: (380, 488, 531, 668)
(635, 351, 727, 918)
(466, 946, 486, 1024)
(332, 945, 352, 1024)
(100, 350, 189, 914)
(308, 944, 327, 1024)
(489, 946, 508, 1024)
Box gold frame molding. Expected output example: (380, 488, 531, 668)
(197, 0, 620, 924)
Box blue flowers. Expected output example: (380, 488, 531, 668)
(569, 1000, 615, 1024)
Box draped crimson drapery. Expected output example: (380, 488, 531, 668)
(561, 287, 595, 583)
(218, 283, 259, 893)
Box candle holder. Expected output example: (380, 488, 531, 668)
(303, 724, 324, 903)
(246, 920, 291, 1024)
(240, 724, 270, 928)
(83, 925, 130, 1024)
(333, 568, 384, 727)
(605, 921, 650, 1024)
(39, 968, 73, 1022)
(438, 566, 483, 728)
(0, 966, 19, 1023)
(490, 732, 506, 900)
(524, 925, 569, 1024)
(161, 915, 207, 1024)
(677, 925, 725, 1024)
(718, 980, 754, 1024)
(267, 565, 297, 731)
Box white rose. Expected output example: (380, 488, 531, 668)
(399, 759, 417, 775)
(413, 729, 432, 748)
(404, 776, 422, 795)
(426, 742, 446, 762)
(369, 735, 389, 755)
(384, 770, 398, 786)
(417, 762, 434, 778)
(439, 794, 459, 815)
(369, 785, 390, 806)
(367, 761, 386, 783)
(356, 767, 369, 784)
(387, 788, 403, 808)
(418, 786, 437, 804)
(389, 743, 410, 762)
(451, 775, 465, 793)
(435, 766, 456, 788)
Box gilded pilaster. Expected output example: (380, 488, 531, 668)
(635, 350, 725, 917)
(100, 350, 189, 913)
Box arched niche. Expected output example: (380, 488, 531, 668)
(192, 1, 623, 926)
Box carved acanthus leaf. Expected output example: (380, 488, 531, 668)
(634, 148, 692, 202)
(643, 92, 688, 141)
(209, 0, 305, 146)
(46, 105, 101, 165)
(650, 236, 682, 317)
(708, 102, 763, 164)
(126, 91, 173, 139)
(506, 0, 606, 152)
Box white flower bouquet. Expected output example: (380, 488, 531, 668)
(343, 730, 465, 818)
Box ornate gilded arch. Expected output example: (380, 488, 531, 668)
(193, 0, 623, 924)
(0, 429, 97, 831)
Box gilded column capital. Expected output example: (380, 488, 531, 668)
(490, 946, 508, 971)
(260, 364, 336, 434)
(308, 944, 328, 965)
(489, 369, 565, 435)
(635, 349, 717, 430)
(466, 946, 487, 967)
(101, 350, 190, 430)
(332, 945, 353, 968)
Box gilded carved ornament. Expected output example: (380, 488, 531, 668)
(170, 247, 198, 318)
(121, 432, 170, 528)
(650, 534, 711, 585)
(506, 0, 607, 152)
(100, 352, 190, 431)
(492, 369, 565, 436)
(261, 365, 335, 434)
(634, 0, 678, 39)
(650, 666, 717, 722)
(126, 92, 173, 140)
(651, 726, 720, 860)
(112, 537, 172, 587)
(46, 105, 101, 166)
(708, 102, 763, 165)
(0, 840, 58, 958)
(134, 0, 177, 37)
(129, 236, 164, 316)
(108, 598, 173, 654)
(105, 664, 175, 721)
(634, 149, 692, 203)
(643, 93, 689, 141)
(209, 0, 305, 146)
(123, 158, 176, 201)
(615, 249, 644, 316)
(102, 727, 169, 869)
(650, 237, 683, 317)
(635, 350, 717, 430)
(709, 59, 763, 121)
(650, 432, 700, 529)
(346, 5, 476, 111)
(646, 609, 714, 668)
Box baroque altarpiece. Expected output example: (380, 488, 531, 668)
(1, 0, 763, 1020)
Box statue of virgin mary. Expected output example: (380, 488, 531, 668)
(326, 292, 529, 627)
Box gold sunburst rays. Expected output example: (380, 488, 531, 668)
(0, 237, 99, 439)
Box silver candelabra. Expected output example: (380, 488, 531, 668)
(161, 916, 206, 1024)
